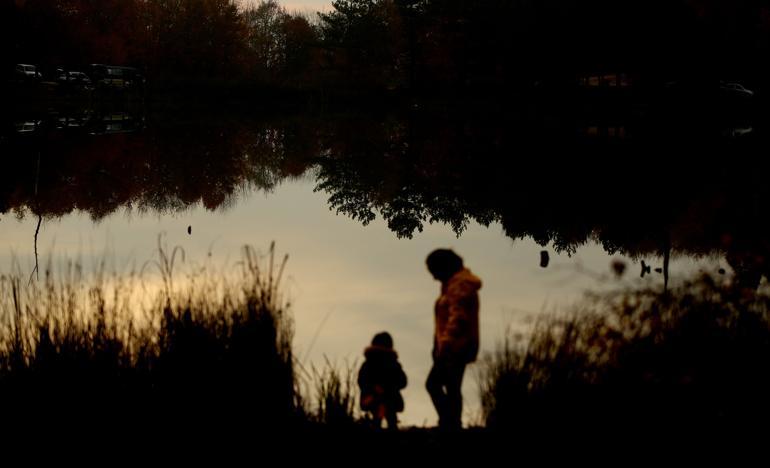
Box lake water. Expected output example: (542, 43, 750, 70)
(0, 100, 755, 426)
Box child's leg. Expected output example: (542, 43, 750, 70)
(369, 403, 386, 429)
(371, 415, 383, 429)
(386, 411, 398, 431)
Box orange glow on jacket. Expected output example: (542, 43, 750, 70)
(434, 268, 482, 363)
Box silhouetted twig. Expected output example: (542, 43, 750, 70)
(27, 214, 42, 286)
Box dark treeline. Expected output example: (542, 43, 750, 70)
(4, 0, 770, 93)
(1, 0, 318, 91)
(2, 100, 769, 283)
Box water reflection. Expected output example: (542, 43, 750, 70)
(0, 182, 720, 428)
(1, 98, 767, 278)
(6, 107, 145, 136)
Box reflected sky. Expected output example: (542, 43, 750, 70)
(0, 175, 721, 427)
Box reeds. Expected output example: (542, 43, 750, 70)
(479, 273, 770, 437)
(0, 239, 304, 433)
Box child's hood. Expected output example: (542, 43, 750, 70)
(364, 345, 399, 360)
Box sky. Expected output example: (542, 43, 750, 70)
(242, 0, 332, 13)
(0, 175, 723, 427)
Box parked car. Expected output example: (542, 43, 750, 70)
(663, 79, 755, 104)
(64, 71, 93, 88)
(14, 64, 41, 82)
(88, 64, 144, 89)
(55, 69, 94, 91)
(15, 120, 42, 133)
(719, 82, 754, 99)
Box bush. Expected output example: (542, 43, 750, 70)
(479, 274, 770, 438)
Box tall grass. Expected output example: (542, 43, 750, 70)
(0, 239, 304, 435)
(479, 273, 770, 438)
(308, 358, 359, 428)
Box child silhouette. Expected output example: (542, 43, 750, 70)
(357, 332, 407, 430)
